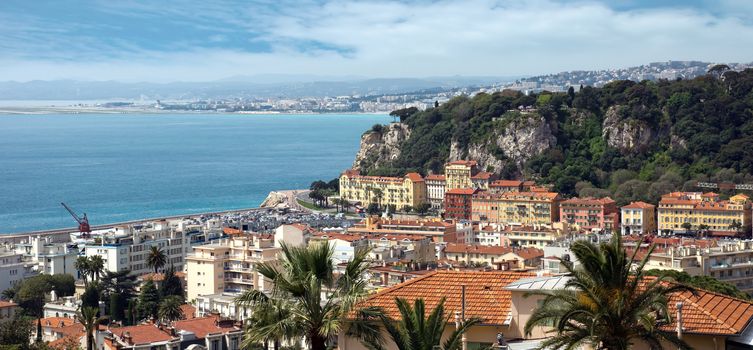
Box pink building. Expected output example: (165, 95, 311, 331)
(559, 197, 618, 232)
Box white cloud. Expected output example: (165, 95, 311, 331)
(1, 0, 753, 82)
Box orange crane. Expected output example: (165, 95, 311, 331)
(61, 202, 91, 237)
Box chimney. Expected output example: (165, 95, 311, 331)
(123, 331, 132, 344)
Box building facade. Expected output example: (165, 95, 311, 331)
(444, 188, 479, 221)
(657, 192, 751, 234)
(186, 234, 280, 301)
(347, 217, 459, 243)
(16, 236, 78, 275)
(424, 174, 446, 210)
(445, 160, 477, 190)
(471, 192, 560, 226)
(621, 201, 656, 235)
(339, 169, 427, 209)
(559, 197, 618, 232)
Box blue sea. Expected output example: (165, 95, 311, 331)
(0, 113, 389, 233)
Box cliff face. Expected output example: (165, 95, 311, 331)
(352, 123, 411, 171)
(450, 113, 556, 173)
(601, 105, 658, 154)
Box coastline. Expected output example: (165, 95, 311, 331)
(0, 107, 389, 115)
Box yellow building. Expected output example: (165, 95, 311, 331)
(339, 169, 427, 208)
(186, 233, 280, 301)
(445, 160, 477, 190)
(472, 191, 561, 225)
(620, 201, 656, 235)
(657, 192, 751, 234)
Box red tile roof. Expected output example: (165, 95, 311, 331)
(561, 196, 616, 206)
(622, 201, 655, 209)
(661, 285, 753, 335)
(181, 304, 196, 319)
(405, 172, 424, 182)
(173, 316, 241, 339)
(490, 180, 522, 187)
(446, 188, 479, 195)
(425, 174, 446, 181)
(471, 172, 493, 180)
(110, 324, 174, 345)
(41, 317, 75, 329)
(0, 300, 17, 308)
(444, 243, 512, 255)
(358, 271, 533, 325)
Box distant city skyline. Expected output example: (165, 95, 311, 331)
(1, 0, 753, 82)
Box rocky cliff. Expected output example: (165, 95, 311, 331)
(601, 105, 658, 154)
(352, 123, 411, 171)
(449, 112, 556, 173)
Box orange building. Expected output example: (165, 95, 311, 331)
(472, 191, 560, 225)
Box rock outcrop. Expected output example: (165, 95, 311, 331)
(352, 123, 411, 171)
(260, 191, 289, 208)
(601, 105, 656, 154)
(450, 112, 556, 173)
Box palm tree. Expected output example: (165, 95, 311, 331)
(75, 256, 91, 286)
(524, 234, 693, 350)
(77, 306, 104, 350)
(157, 295, 185, 324)
(88, 255, 105, 282)
(146, 246, 167, 273)
(240, 242, 372, 350)
(236, 290, 297, 350)
(353, 297, 481, 350)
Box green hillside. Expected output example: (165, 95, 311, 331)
(365, 68, 753, 205)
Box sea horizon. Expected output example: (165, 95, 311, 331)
(0, 112, 388, 234)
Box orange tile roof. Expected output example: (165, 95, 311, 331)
(49, 336, 82, 350)
(0, 300, 17, 308)
(358, 271, 534, 325)
(661, 285, 753, 335)
(622, 201, 655, 209)
(561, 196, 615, 206)
(446, 188, 479, 195)
(181, 304, 196, 319)
(474, 191, 559, 200)
(490, 180, 522, 187)
(223, 227, 242, 235)
(471, 172, 493, 180)
(110, 324, 174, 345)
(405, 172, 424, 182)
(173, 315, 241, 339)
(444, 243, 512, 255)
(425, 174, 446, 181)
(41, 317, 75, 329)
(312, 232, 366, 242)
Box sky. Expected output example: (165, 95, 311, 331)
(1, 0, 753, 82)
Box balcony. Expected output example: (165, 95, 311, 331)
(225, 277, 254, 285)
(224, 266, 253, 272)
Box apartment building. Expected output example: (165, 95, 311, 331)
(83, 222, 189, 276)
(559, 197, 618, 232)
(339, 169, 427, 208)
(309, 232, 369, 264)
(367, 234, 436, 265)
(474, 223, 566, 248)
(489, 180, 523, 194)
(16, 236, 78, 275)
(444, 188, 480, 221)
(621, 201, 656, 235)
(471, 191, 561, 226)
(441, 244, 543, 270)
(0, 301, 18, 321)
(0, 245, 35, 292)
(424, 174, 446, 210)
(657, 192, 751, 234)
(347, 216, 459, 243)
(445, 160, 477, 190)
(471, 171, 494, 190)
(186, 233, 280, 301)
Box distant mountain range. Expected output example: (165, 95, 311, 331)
(0, 76, 518, 101)
(1, 60, 750, 101)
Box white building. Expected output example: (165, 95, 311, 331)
(425, 175, 446, 210)
(0, 245, 35, 292)
(83, 221, 189, 276)
(273, 224, 312, 247)
(195, 293, 250, 320)
(16, 236, 78, 275)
